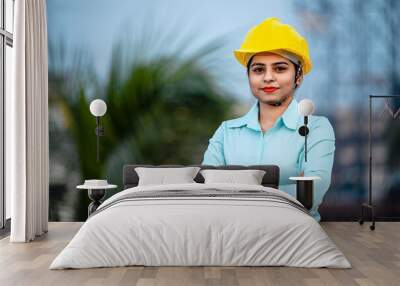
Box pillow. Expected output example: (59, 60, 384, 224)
(135, 167, 201, 186)
(200, 169, 266, 185)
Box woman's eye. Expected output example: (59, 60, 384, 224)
(275, 66, 286, 72)
(253, 67, 264, 73)
(275, 66, 287, 72)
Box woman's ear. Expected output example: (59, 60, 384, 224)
(294, 68, 304, 89)
(296, 74, 304, 87)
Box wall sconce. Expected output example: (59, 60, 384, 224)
(298, 99, 315, 162)
(89, 99, 107, 162)
(289, 99, 320, 211)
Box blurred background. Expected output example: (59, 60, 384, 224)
(47, 0, 400, 221)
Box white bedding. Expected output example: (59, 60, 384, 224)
(50, 183, 351, 269)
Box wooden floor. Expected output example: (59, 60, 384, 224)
(0, 222, 399, 286)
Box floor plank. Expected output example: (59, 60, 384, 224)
(0, 222, 399, 286)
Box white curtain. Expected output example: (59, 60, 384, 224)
(7, 0, 49, 242)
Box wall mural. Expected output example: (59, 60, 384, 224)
(47, 0, 400, 221)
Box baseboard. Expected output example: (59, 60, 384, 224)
(322, 217, 400, 222)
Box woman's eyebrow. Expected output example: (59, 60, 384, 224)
(250, 61, 289, 67)
(272, 61, 289, 65)
(250, 62, 265, 68)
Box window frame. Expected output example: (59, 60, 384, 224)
(0, 0, 14, 230)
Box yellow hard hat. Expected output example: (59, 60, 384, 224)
(234, 17, 312, 74)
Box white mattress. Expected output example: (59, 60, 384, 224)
(50, 183, 351, 269)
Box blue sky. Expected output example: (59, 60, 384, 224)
(47, 0, 302, 104)
(47, 0, 397, 110)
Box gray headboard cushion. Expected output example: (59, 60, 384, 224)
(123, 165, 280, 189)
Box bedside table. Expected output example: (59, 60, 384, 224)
(77, 181, 117, 217)
(289, 176, 320, 210)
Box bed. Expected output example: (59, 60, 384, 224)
(50, 165, 351, 269)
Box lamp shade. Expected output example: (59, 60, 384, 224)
(90, 99, 107, 117)
(298, 99, 315, 116)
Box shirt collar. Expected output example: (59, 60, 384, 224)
(282, 98, 300, 130)
(227, 98, 300, 131)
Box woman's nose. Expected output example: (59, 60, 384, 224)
(263, 68, 275, 82)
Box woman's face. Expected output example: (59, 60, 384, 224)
(248, 52, 302, 106)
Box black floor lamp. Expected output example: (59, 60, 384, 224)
(359, 94, 400, 231)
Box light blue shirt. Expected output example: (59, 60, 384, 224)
(201, 98, 335, 222)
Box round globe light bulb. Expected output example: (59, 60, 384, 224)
(298, 99, 315, 116)
(90, 99, 107, 117)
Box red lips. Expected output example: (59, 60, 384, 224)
(262, 87, 279, 93)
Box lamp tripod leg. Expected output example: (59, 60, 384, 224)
(359, 205, 364, 225)
(370, 207, 375, 231)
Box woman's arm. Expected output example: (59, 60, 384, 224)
(201, 122, 226, 166)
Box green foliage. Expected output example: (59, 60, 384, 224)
(49, 39, 235, 221)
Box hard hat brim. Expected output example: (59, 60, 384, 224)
(234, 49, 312, 75)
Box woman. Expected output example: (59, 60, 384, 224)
(201, 18, 335, 222)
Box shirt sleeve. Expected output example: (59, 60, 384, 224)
(201, 122, 226, 166)
(298, 116, 335, 216)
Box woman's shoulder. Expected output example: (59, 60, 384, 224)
(309, 115, 334, 126)
(224, 102, 258, 129)
(211, 118, 244, 135)
(225, 116, 248, 128)
(308, 115, 335, 138)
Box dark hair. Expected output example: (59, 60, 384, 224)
(246, 55, 303, 89)
(246, 55, 255, 74)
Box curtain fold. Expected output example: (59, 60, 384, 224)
(8, 0, 49, 242)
